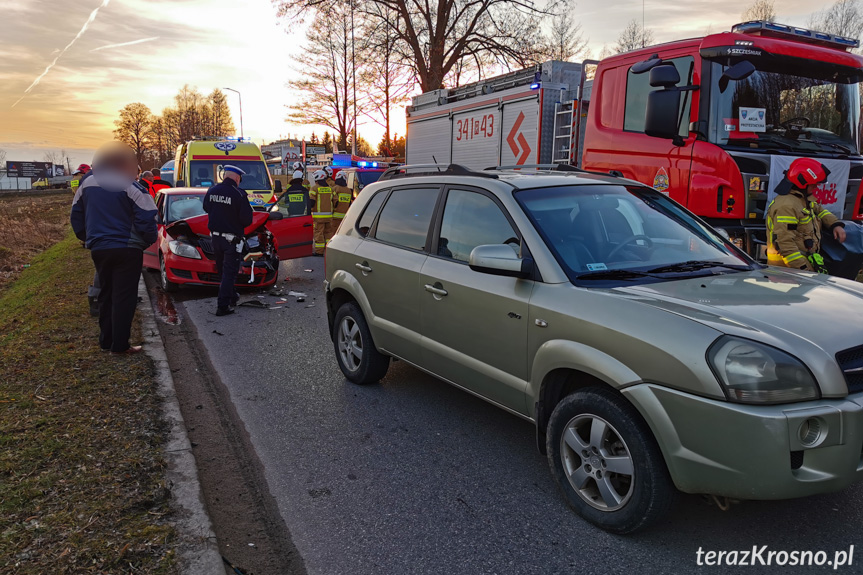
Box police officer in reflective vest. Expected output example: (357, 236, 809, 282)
(767, 158, 846, 272)
(332, 172, 352, 230)
(283, 169, 309, 217)
(203, 165, 253, 316)
(309, 169, 333, 256)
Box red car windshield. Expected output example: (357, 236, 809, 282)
(166, 194, 206, 223)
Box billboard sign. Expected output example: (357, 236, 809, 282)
(305, 145, 325, 165)
(5, 161, 53, 178)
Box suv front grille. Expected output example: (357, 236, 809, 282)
(836, 345, 863, 395)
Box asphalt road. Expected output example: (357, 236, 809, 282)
(163, 256, 863, 575)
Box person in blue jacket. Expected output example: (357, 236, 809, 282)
(71, 142, 158, 354)
(203, 165, 253, 316)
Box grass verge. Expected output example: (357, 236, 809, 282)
(0, 232, 176, 574)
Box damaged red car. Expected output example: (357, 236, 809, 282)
(143, 188, 312, 292)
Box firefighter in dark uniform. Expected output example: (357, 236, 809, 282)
(203, 165, 253, 316)
(283, 169, 310, 217)
(767, 158, 846, 272)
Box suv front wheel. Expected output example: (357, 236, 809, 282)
(546, 387, 675, 534)
(332, 302, 390, 385)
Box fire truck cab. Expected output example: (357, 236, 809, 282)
(405, 20, 863, 258)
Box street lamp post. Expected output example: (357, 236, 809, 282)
(223, 87, 244, 139)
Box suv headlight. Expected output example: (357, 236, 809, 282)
(707, 336, 820, 404)
(168, 240, 201, 260)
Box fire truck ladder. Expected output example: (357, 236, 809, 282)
(552, 100, 577, 165)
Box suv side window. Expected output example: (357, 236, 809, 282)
(624, 56, 694, 136)
(356, 190, 388, 237)
(373, 187, 438, 250)
(437, 189, 517, 262)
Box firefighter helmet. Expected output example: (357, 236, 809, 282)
(291, 170, 304, 181)
(786, 158, 830, 189)
(292, 161, 304, 172)
(323, 165, 333, 177)
(74, 163, 91, 175)
(313, 169, 328, 182)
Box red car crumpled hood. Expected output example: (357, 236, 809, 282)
(165, 212, 269, 238)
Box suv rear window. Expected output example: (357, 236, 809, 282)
(373, 187, 438, 250)
(356, 190, 387, 237)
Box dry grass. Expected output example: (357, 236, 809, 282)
(0, 231, 177, 574)
(0, 194, 71, 292)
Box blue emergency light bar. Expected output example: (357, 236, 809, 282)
(224, 136, 251, 142)
(732, 20, 860, 49)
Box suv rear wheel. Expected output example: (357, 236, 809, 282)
(332, 302, 389, 384)
(546, 387, 675, 534)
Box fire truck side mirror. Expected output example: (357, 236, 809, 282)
(648, 64, 680, 88)
(718, 60, 756, 93)
(645, 89, 682, 142)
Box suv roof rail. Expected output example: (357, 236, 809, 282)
(485, 163, 584, 172)
(378, 163, 499, 181)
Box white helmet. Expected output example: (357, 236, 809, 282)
(313, 169, 328, 182)
(323, 165, 333, 177)
(292, 161, 304, 172)
(292, 170, 304, 180)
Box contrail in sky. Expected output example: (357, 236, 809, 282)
(91, 36, 159, 52)
(12, 0, 111, 108)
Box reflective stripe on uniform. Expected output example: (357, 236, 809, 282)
(783, 252, 805, 264)
(312, 212, 333, 219)
(775, 216, 798, 224)
(817, 209, 832, 219)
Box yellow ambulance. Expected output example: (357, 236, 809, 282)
(173, 137, 281, 207)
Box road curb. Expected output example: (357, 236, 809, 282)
(138, 278, 225, 575)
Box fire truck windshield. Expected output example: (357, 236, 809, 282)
(706, 61, 861, 157)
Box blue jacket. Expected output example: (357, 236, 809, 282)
(203, 179, 253, 236)
(70, 171, 158, 251)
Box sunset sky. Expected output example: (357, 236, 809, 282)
(0, 0, 841, 166)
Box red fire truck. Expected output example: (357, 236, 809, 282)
(405, 20, 863, 256)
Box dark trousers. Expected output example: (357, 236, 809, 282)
(213, 235, 241, 309)
(91, 248, 143, 353)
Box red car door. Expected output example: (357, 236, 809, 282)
(267, 192, 313, 260)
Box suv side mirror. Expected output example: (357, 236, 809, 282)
(274, 180, 283, 194)
(268, 211, 284, 221)
(469, 244, 533, 279)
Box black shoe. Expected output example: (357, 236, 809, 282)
(215, 307, 235, 317)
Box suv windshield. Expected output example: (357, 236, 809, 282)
(706, 61, 861, 156)
(516, 185, 756, 286)
(189, 160, 272, 191)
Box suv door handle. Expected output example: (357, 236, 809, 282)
(303, 222, 312, 227)
(356, 262, 372, 273)
(424, 284, 448, 297)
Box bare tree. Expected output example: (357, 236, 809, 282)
(286, 1, 366, 151)
(741, 0, 777, 22)
(615, 19, 655, 54)
(810, 0, 863, 39)
(274, 0, 555, 92)
(596, 44, 614, 60)
(42, 150, 61, 165)
(114, 103, 153, 166)
(0, 149, 6, 169)
(529, 1, 589, 63)
(360, 3, 414, 154)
